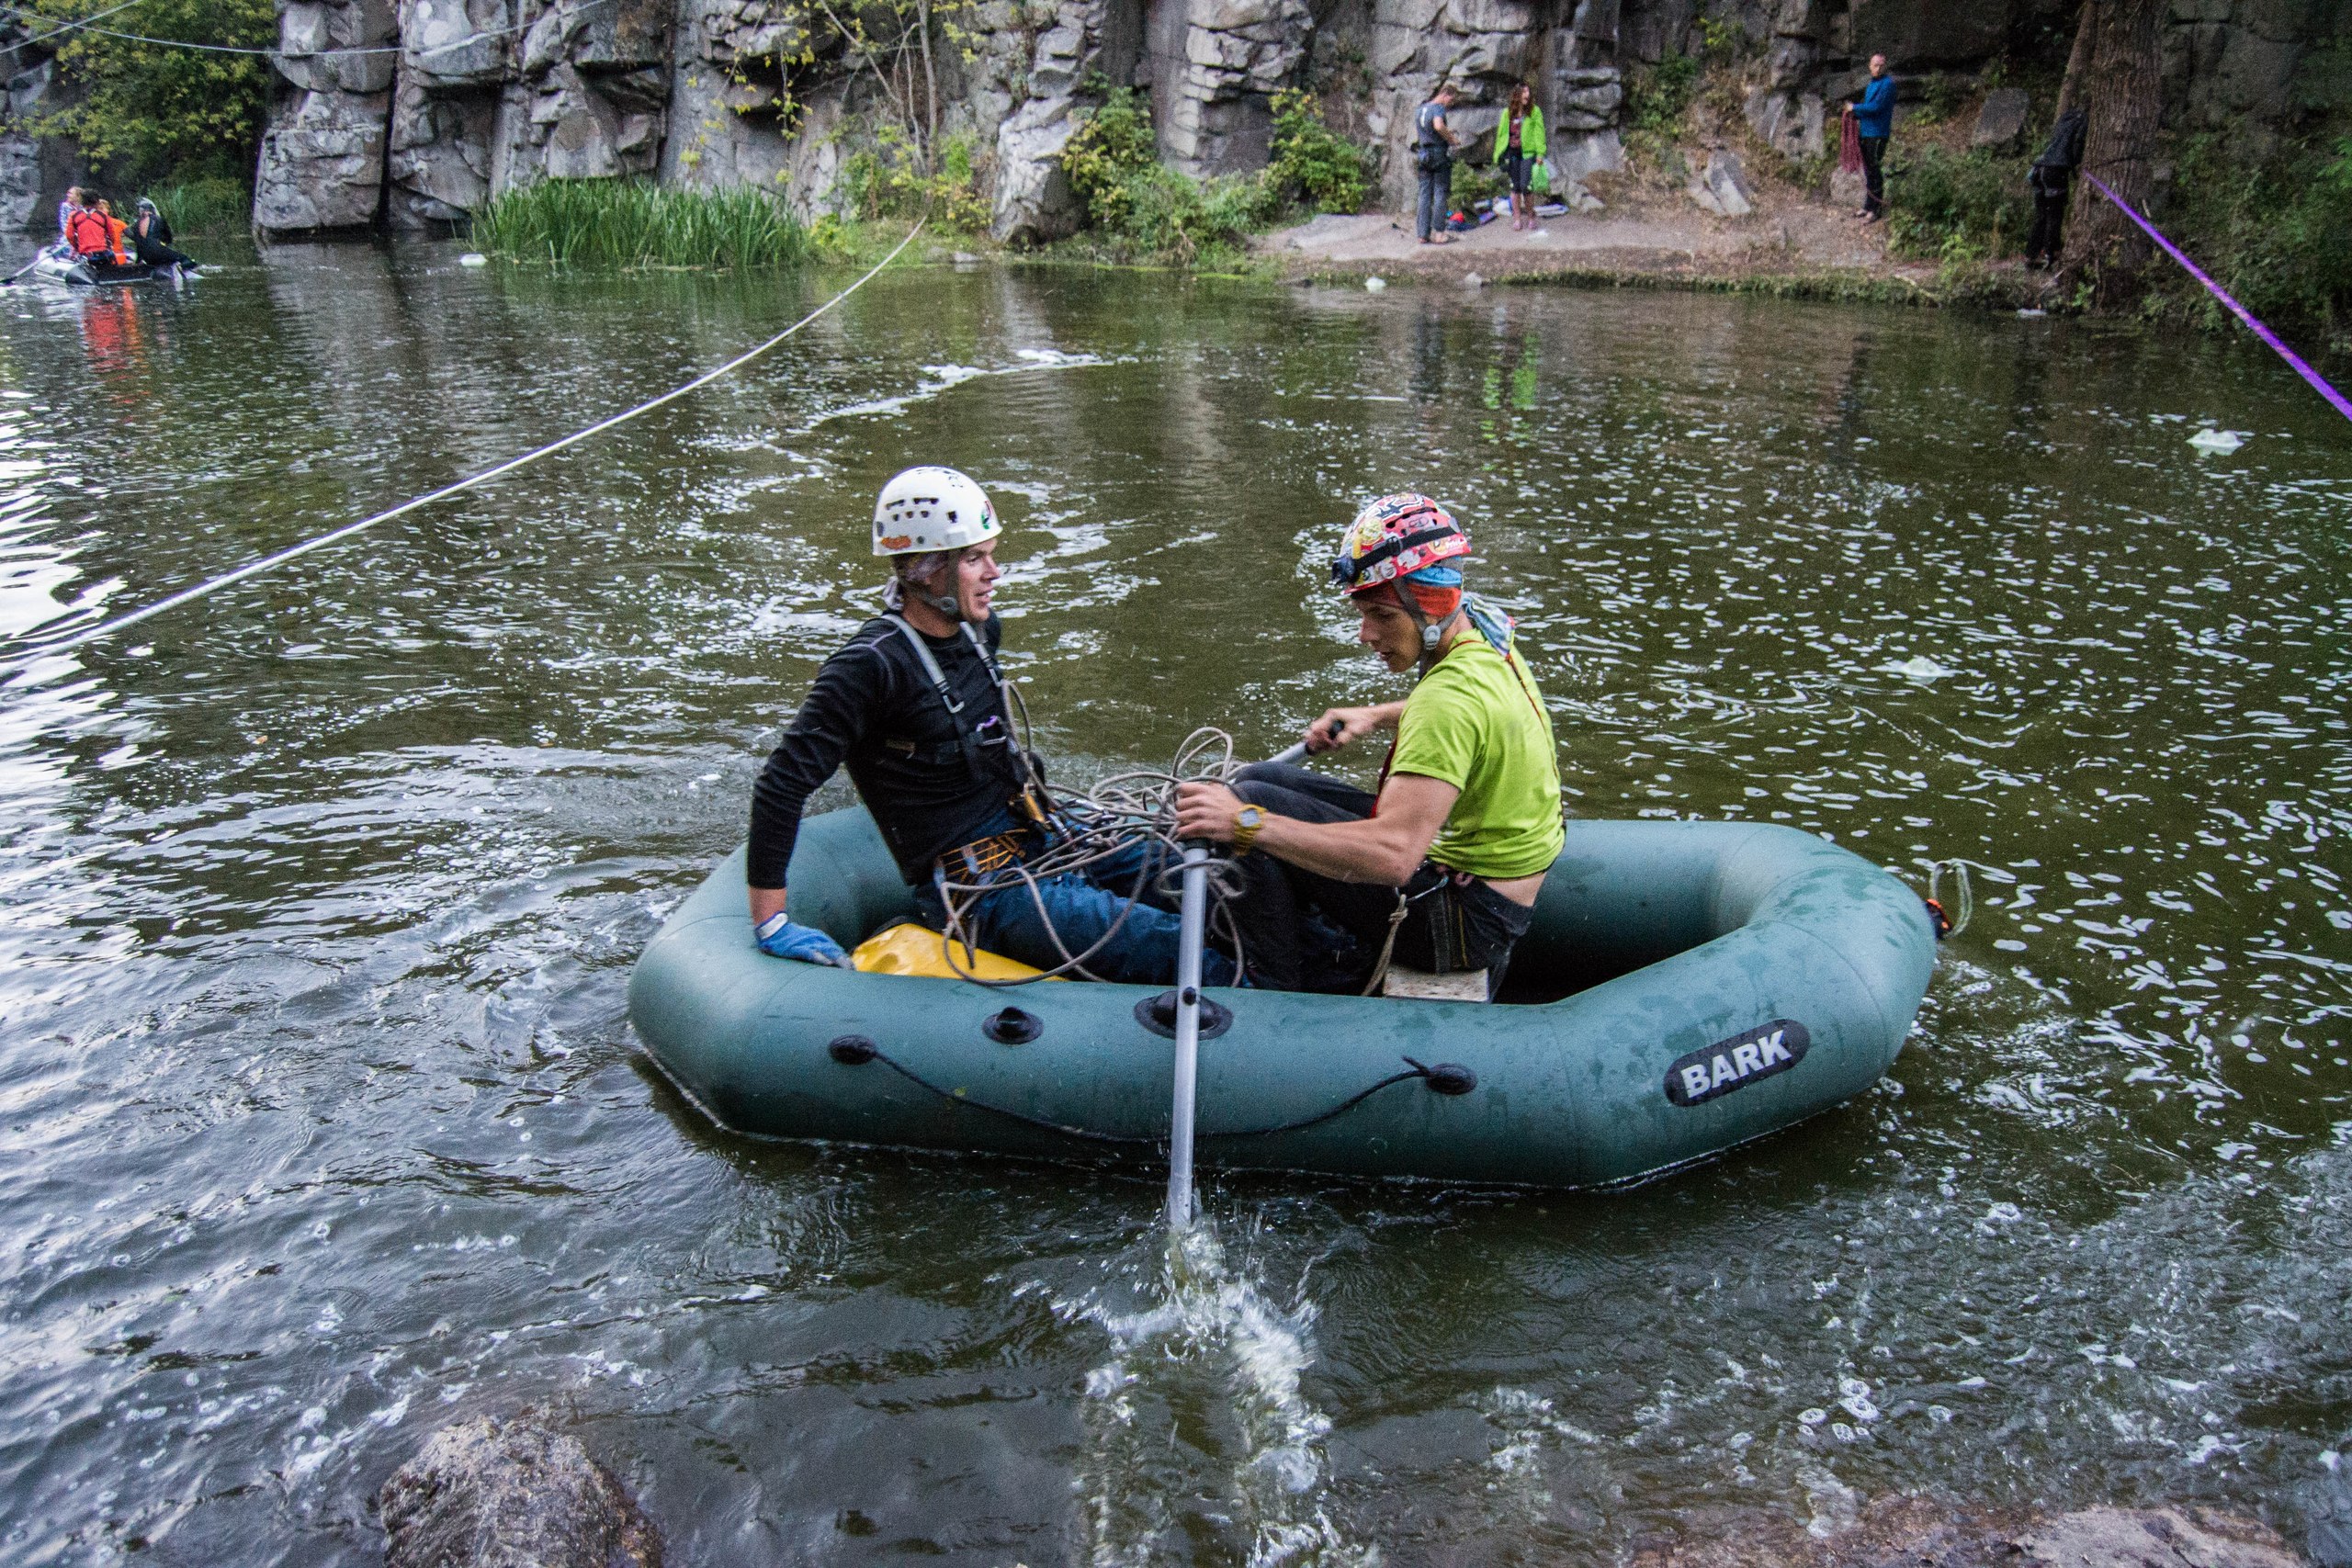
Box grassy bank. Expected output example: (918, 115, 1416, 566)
(473, 179, 816, 268)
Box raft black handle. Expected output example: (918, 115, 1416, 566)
(982, 1007, 1043, 1045)
(830, 1034, 878, 1065)
(1136, 989, 1233, 1041)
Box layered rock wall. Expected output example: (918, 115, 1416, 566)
(1, 0, 2335, 238)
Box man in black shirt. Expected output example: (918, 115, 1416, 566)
(746, 467, 1228, 985)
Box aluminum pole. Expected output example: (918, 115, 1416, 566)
(1164, 842, 1210, 1230)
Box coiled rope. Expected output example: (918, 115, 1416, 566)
(933, 725, 1255, 986)
(12, 219, 923, 668)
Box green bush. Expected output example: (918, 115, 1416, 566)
(1060, 85, 1162, 231)
(2156, 130, 2352, 346)
(1060, 85, 1280, 265)
(23, 0, 275, 183)
(836, 125, 990, 231)
(1623, 53, 1701, 137)
(1883, 144, 2030, 260)
(472, 179, 815, 268)
(1267, 87, 1370, 213)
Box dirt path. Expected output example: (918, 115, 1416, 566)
(1263, 188, 1945, 292)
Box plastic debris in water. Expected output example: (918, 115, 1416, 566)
(2188, 428, 2245, 454)
(458, 253, 490, 267)
(1364, 276, 1386, 292)
(1882, 655, 1958, 682)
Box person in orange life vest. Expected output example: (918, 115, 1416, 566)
(64, 202, 114, 259)
(96, 200, 131, 264)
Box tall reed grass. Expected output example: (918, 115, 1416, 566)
(146, 176, 250, 234)
(472, 178, 815, 268)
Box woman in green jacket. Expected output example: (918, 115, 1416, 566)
(1493, 83, 1546, 231)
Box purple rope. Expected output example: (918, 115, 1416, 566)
(2082, 171, 2352, 426)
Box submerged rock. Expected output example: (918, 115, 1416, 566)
(378, 1414, 661, 1568)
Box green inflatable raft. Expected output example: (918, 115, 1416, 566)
(628, 807, 1939, 1189)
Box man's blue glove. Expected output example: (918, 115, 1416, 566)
(753, 911, 850, 967)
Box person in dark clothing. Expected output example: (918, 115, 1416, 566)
(130, 198, 198, 271)
(1413, 83, 1462, 244)
(746, 466, 1227, 984)
(2024, 107, 2087, 268)
(1843, 54, 1896, 221)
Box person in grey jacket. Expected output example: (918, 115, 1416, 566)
(1412, 83, 1463, 244)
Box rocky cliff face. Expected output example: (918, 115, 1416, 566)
(0, 0, 2336, 242)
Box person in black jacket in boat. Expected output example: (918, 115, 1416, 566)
(744, 467, 1233, 984)
(130, 198, 198, 272)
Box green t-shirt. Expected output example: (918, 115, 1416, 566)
(1388, 634, 1565, 880)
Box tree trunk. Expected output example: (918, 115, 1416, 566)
(2057, 0, 2164, 305)
(2052, 0, 2097, 124)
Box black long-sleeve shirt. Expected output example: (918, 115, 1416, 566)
(747, 614, 1022, 888)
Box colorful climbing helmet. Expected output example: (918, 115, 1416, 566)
(873, 466, 1001, 557)
(1329, 492, 1468, 593)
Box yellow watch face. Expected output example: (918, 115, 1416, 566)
(1238, 807, 1263, 828)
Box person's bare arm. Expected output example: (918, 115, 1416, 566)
(1302, 702, 1404, 753)
(749, 886, 788, 925)
(1174, 773, 1459, 887)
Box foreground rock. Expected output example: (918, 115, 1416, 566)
(378, 1414, 661, 1568)
(1629, 1496, 2301, 1568)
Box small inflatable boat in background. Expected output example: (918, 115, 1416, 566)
(628, 807, 1940, 1190)
(23, 249, 194, 288)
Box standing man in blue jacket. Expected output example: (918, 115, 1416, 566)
(1844, 54, 1896, 222)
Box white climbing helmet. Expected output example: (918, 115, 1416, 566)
(871, 466, 1001, 557)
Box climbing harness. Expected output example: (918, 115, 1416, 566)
(12, 218, 925, 669)
(826, 1032, 1476, 1144)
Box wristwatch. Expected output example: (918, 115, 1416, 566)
(1231, 805, 1266, 853)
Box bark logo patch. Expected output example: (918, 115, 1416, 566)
(1665, 1020, 1811, 1107)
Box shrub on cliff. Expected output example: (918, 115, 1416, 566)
(1060, 86, 1280, 266)
(20, 0, 275, 184)
(837, 125, 990, 231)
(1268, 88, 1370, 214)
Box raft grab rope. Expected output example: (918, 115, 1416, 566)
(2083, 172, 2352, 427)
(825, 1032, 1476, 1145)
(1923, 858, 1973, 941)
(19, 219, 923, 663)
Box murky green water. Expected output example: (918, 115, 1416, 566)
(3, 241, 2348, 1567)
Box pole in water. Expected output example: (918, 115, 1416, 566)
(1165, 841, 1210, 1231)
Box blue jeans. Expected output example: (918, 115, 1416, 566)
(914, 817, 1237, 987)
(1416, 164, 1452, 241)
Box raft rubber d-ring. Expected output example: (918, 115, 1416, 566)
(829, 1034, 879, 1065)
(982, 1007, 1043, 1045)
(1406, 1056, 1477, 1095)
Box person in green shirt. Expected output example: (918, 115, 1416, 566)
(1494, 81, 1547, 231)
(1174, 494, 1563, 995)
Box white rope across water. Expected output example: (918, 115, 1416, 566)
(24, 219, 924, 661)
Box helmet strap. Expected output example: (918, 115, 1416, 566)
(891, 549, 966, 623)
